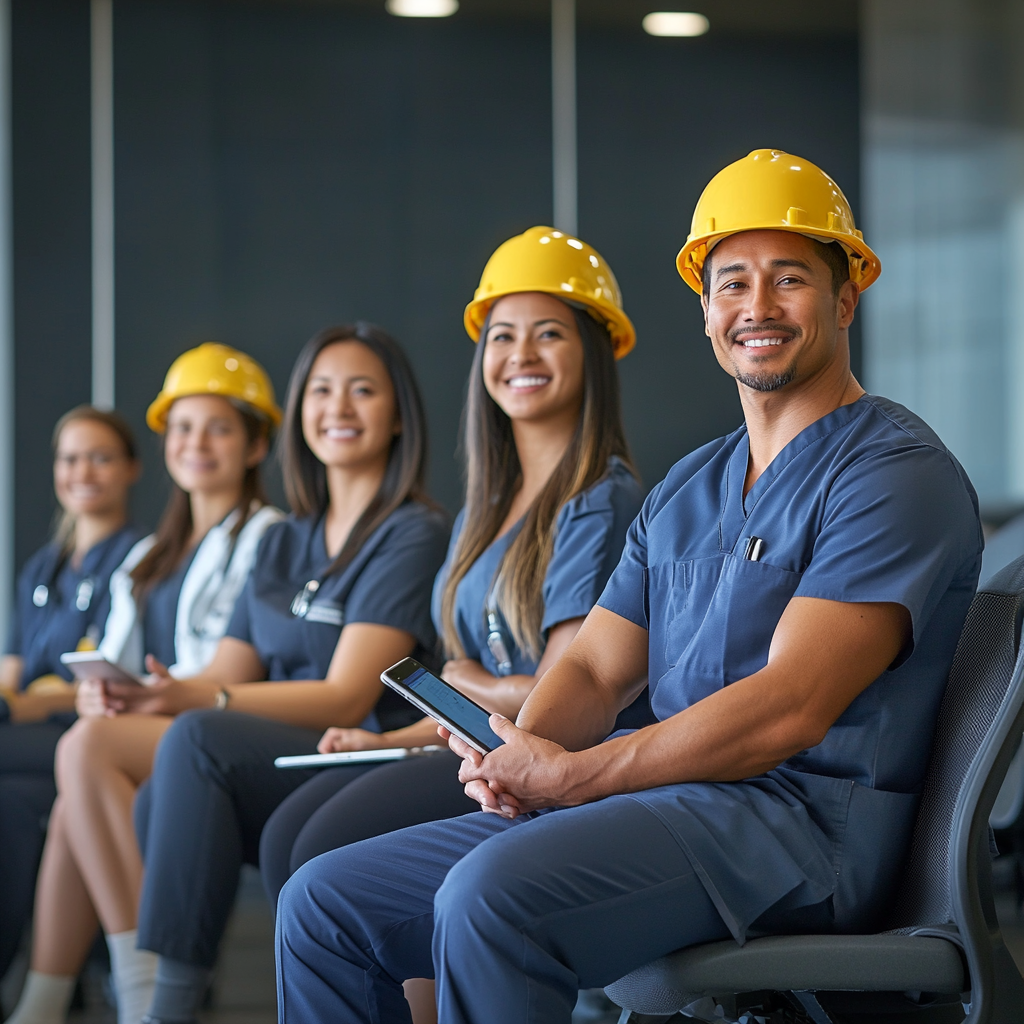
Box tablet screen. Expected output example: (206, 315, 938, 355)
(404, 666, 503, 751)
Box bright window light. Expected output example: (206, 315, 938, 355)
(386, 0, 458, 16)
(642, 12, 709, 37)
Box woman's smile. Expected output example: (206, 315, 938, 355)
(504, 374, 552, 393)
(321, 425, 362, 440)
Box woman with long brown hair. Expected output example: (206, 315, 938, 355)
(0, 406, 141, 989)
(5, 344, 282, 1024)
(96, 323, 449, 1024)
(263, 228, 645, 1024)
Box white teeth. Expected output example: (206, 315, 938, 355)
(507, 376, 551, 388)
(740, 337, 786, 348)
(325, 428, 359, 439)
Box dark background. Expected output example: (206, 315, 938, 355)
(10, 0, 859, 572)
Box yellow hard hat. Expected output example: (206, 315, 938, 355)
(146, 342, 282, 433)
(464, 226, 636, 359)
(676, 149, 881, 295)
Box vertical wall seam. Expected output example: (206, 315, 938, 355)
(0, 0, 13, 631)
(551, 0, 576, 235)
(91, 0, 114, 409)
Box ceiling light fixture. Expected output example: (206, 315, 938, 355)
(642, 11, 710, 37)
(386, 0, 459, 16)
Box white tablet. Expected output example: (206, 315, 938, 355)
(60, 651, 144, 686)
(274, 745, 447, 769)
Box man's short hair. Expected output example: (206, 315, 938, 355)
(701, 236, 851, 298)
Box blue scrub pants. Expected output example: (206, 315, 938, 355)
(260, 750, 476, 910)
(134, 710, 323, 967)
(0, 718, 74, 977)
(276, 800, 733, 1024)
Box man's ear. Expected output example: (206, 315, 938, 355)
(836, 280, 860, 331)
(701, 292, 711, 338)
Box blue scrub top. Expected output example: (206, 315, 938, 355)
(431, 457, 643, 674)
(6, 524, 142, 689)
(227, 500, 450, 689)
(598, 396, 982, 941)
(142, 547, 198, 669)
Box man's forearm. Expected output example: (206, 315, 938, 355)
(516, 609, 650, 750)
(535, 598, 913, 807)
(517, 655, 641, 752)
(552, 673, 809, 805)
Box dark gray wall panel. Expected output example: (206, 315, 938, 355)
(11, 0, 92, 572)
(113, 1, 550, 528)
(10, 0, 859, 574)
(577, 27, 861, 491)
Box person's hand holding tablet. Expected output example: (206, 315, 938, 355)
(441, 717, 573, 819)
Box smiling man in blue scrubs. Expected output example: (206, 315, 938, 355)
(275, 150, 984, 1024)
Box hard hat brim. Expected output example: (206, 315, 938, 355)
(676, 225, 882, 295)
(145, 389, 283, 434)
(464, 289, 636, 360)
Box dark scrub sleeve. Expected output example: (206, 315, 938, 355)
(224, 567, 256, 646)
(794, 446, 982, 649)
(5, 601, 23, 655)
(4, 546, 51, 656)
(597, 479, 665, 630)
(142, 550, 195, 669)
(343, 510, 449, 649)
(540, 464, 643, 634)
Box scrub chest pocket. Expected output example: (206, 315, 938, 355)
(647, 554, 803, 713)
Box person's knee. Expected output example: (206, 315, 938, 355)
(154, 709, 230, 776)
(55, 716, 112, 789)
(277, 855, 343, 945)
(277, 859, 314, 927)
(435, 836, 531, 935)
(164, 708, 229, 752)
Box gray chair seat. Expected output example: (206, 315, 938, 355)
(605, 934, 965, 1016)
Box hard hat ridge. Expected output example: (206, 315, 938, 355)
(676, 149, 880, 294)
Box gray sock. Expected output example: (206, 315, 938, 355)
(145, 958, 211, 1023)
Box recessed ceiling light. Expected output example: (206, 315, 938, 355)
(386, 0, 458, 16)
(642, 11, 710, 37)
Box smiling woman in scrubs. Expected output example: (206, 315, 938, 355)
(100, 323, 451, 1024)
(0, 406, 141, 985)
(259, 229, 643, 1023)
(6, 344, 282, 1024)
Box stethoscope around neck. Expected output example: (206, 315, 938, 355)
(290, 578, 321, 618)
(484, 580, 513, 676)
(32, 575, 95, 613)
(290, 516, 340, 622)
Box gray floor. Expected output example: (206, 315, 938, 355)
(33, 858, 1024, 1024)
(61, 867, 277, 1024)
